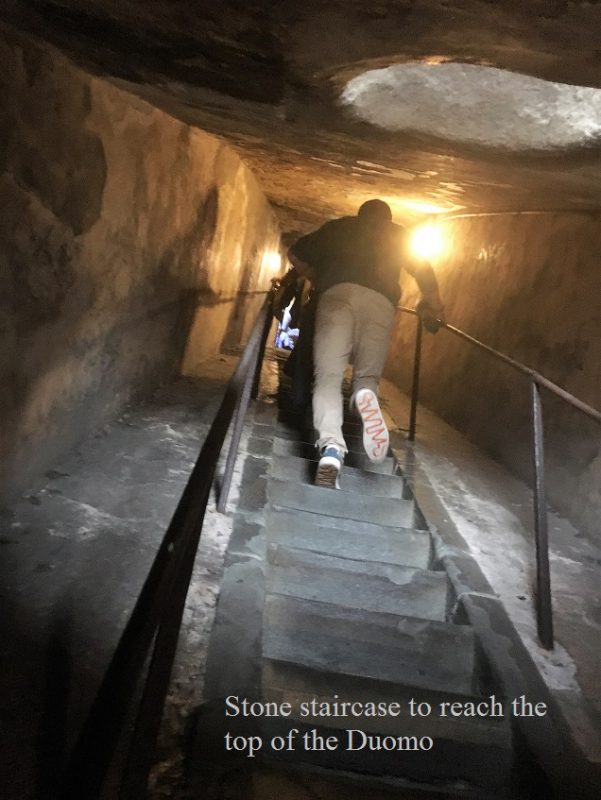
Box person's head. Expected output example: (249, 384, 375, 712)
(357, 199, 392, 230)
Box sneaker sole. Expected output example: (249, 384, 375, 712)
(315, 461, 340, 489)
(355, 388, 389, 463)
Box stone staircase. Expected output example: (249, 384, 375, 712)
(194, 363, 544, 799)
(256, 401, 521, 797)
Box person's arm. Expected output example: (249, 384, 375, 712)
(404, 259, 446, 331)
(405, 260, 444, 314)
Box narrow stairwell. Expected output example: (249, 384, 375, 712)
(195, 353, 545, 799)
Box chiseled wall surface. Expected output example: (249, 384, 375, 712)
(0, 27, 280, 501)
(386, 212, 601, 540)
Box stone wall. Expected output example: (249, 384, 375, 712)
(0, 27, 281, 502)
(386, 212, 601, 540)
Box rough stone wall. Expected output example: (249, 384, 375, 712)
(386, 213, 601, 540)
(0, 27, 281, 502)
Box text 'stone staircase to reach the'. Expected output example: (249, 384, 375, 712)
(194, 352, 564, 800)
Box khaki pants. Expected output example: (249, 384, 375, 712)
(313, 282, 395, 453)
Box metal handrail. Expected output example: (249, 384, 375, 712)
(438, 209, 601, 223)
(399, 306, 601, 650)
(59, 291, 274, 799)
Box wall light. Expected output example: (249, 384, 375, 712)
(262, 250, 282, 274)
(409, 222, 446, 261)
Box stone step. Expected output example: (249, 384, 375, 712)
(341, 448, 397, 474)
(267, 478, 414, 528)
(265, 506, 424, 536)
(269, 454, 404, 499)
(191, 710, 512, 800)
(276, 408, 368, 434)
(275, 425, 374, 457)
(263, 594, 476, 695)
(260, 590, 512, 790)
(275, 420, 363, 446)
(259, 665, 513, 791)
(267, 546, 448, 621)
(273, 437, 397, 474)
(261, 658, 512, 749)
(251, 402, 279, 426)
(265, 508, 431, 569)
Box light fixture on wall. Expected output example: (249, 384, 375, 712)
(262, 249, 282, 274)
(409, 222, 446, 261)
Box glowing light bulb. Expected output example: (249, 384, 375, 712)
(262, 250, 282, 273)
(409, 223, 446, 260)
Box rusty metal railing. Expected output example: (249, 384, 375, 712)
(59, 290, 274, 799)
(400, 307, 601, 651)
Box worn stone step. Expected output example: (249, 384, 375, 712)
(276, 418, 364, 439)
(260, 595, 513, 789)
(258, 668, 513, 791)
(266, 506, 425, 536)
(340, 448, 397, 474)
(269, 454, 404, 499)
(251, 402, 279, 426)
(275, 425, 374, 457)
(263, 594, 475, 695)
(267, 546, 448, 621)
(268, 478, 414, 527)
(277, 409, 313, 428)
(265, 508, 431, 569)
(261, 659, 512, 748)
(276, 424, 373, 450)
(277, 407, 363, 436)
(273, 437, 397, 474)
(191, 710, 512, 800)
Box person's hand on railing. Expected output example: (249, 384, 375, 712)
(272, 269, 301, 321)
(416, 299, 446, 333)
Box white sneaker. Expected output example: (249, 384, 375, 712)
(354, 388, 389, 463)
(315, 446, 343, 489)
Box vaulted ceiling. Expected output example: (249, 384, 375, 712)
(6, 0, 601, 236)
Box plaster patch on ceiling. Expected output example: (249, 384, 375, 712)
(341, 63, 601, 151)
(388, 168, 416, 181)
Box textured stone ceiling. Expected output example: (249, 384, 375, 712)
(5, 0, 601, 235)
(342, 63, 601, 150)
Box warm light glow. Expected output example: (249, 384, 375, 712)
(398, 199, 455, 214)
(409, 223, 446, 260)
(348, 193, 464, 219)
(262, 250, 282, 273)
